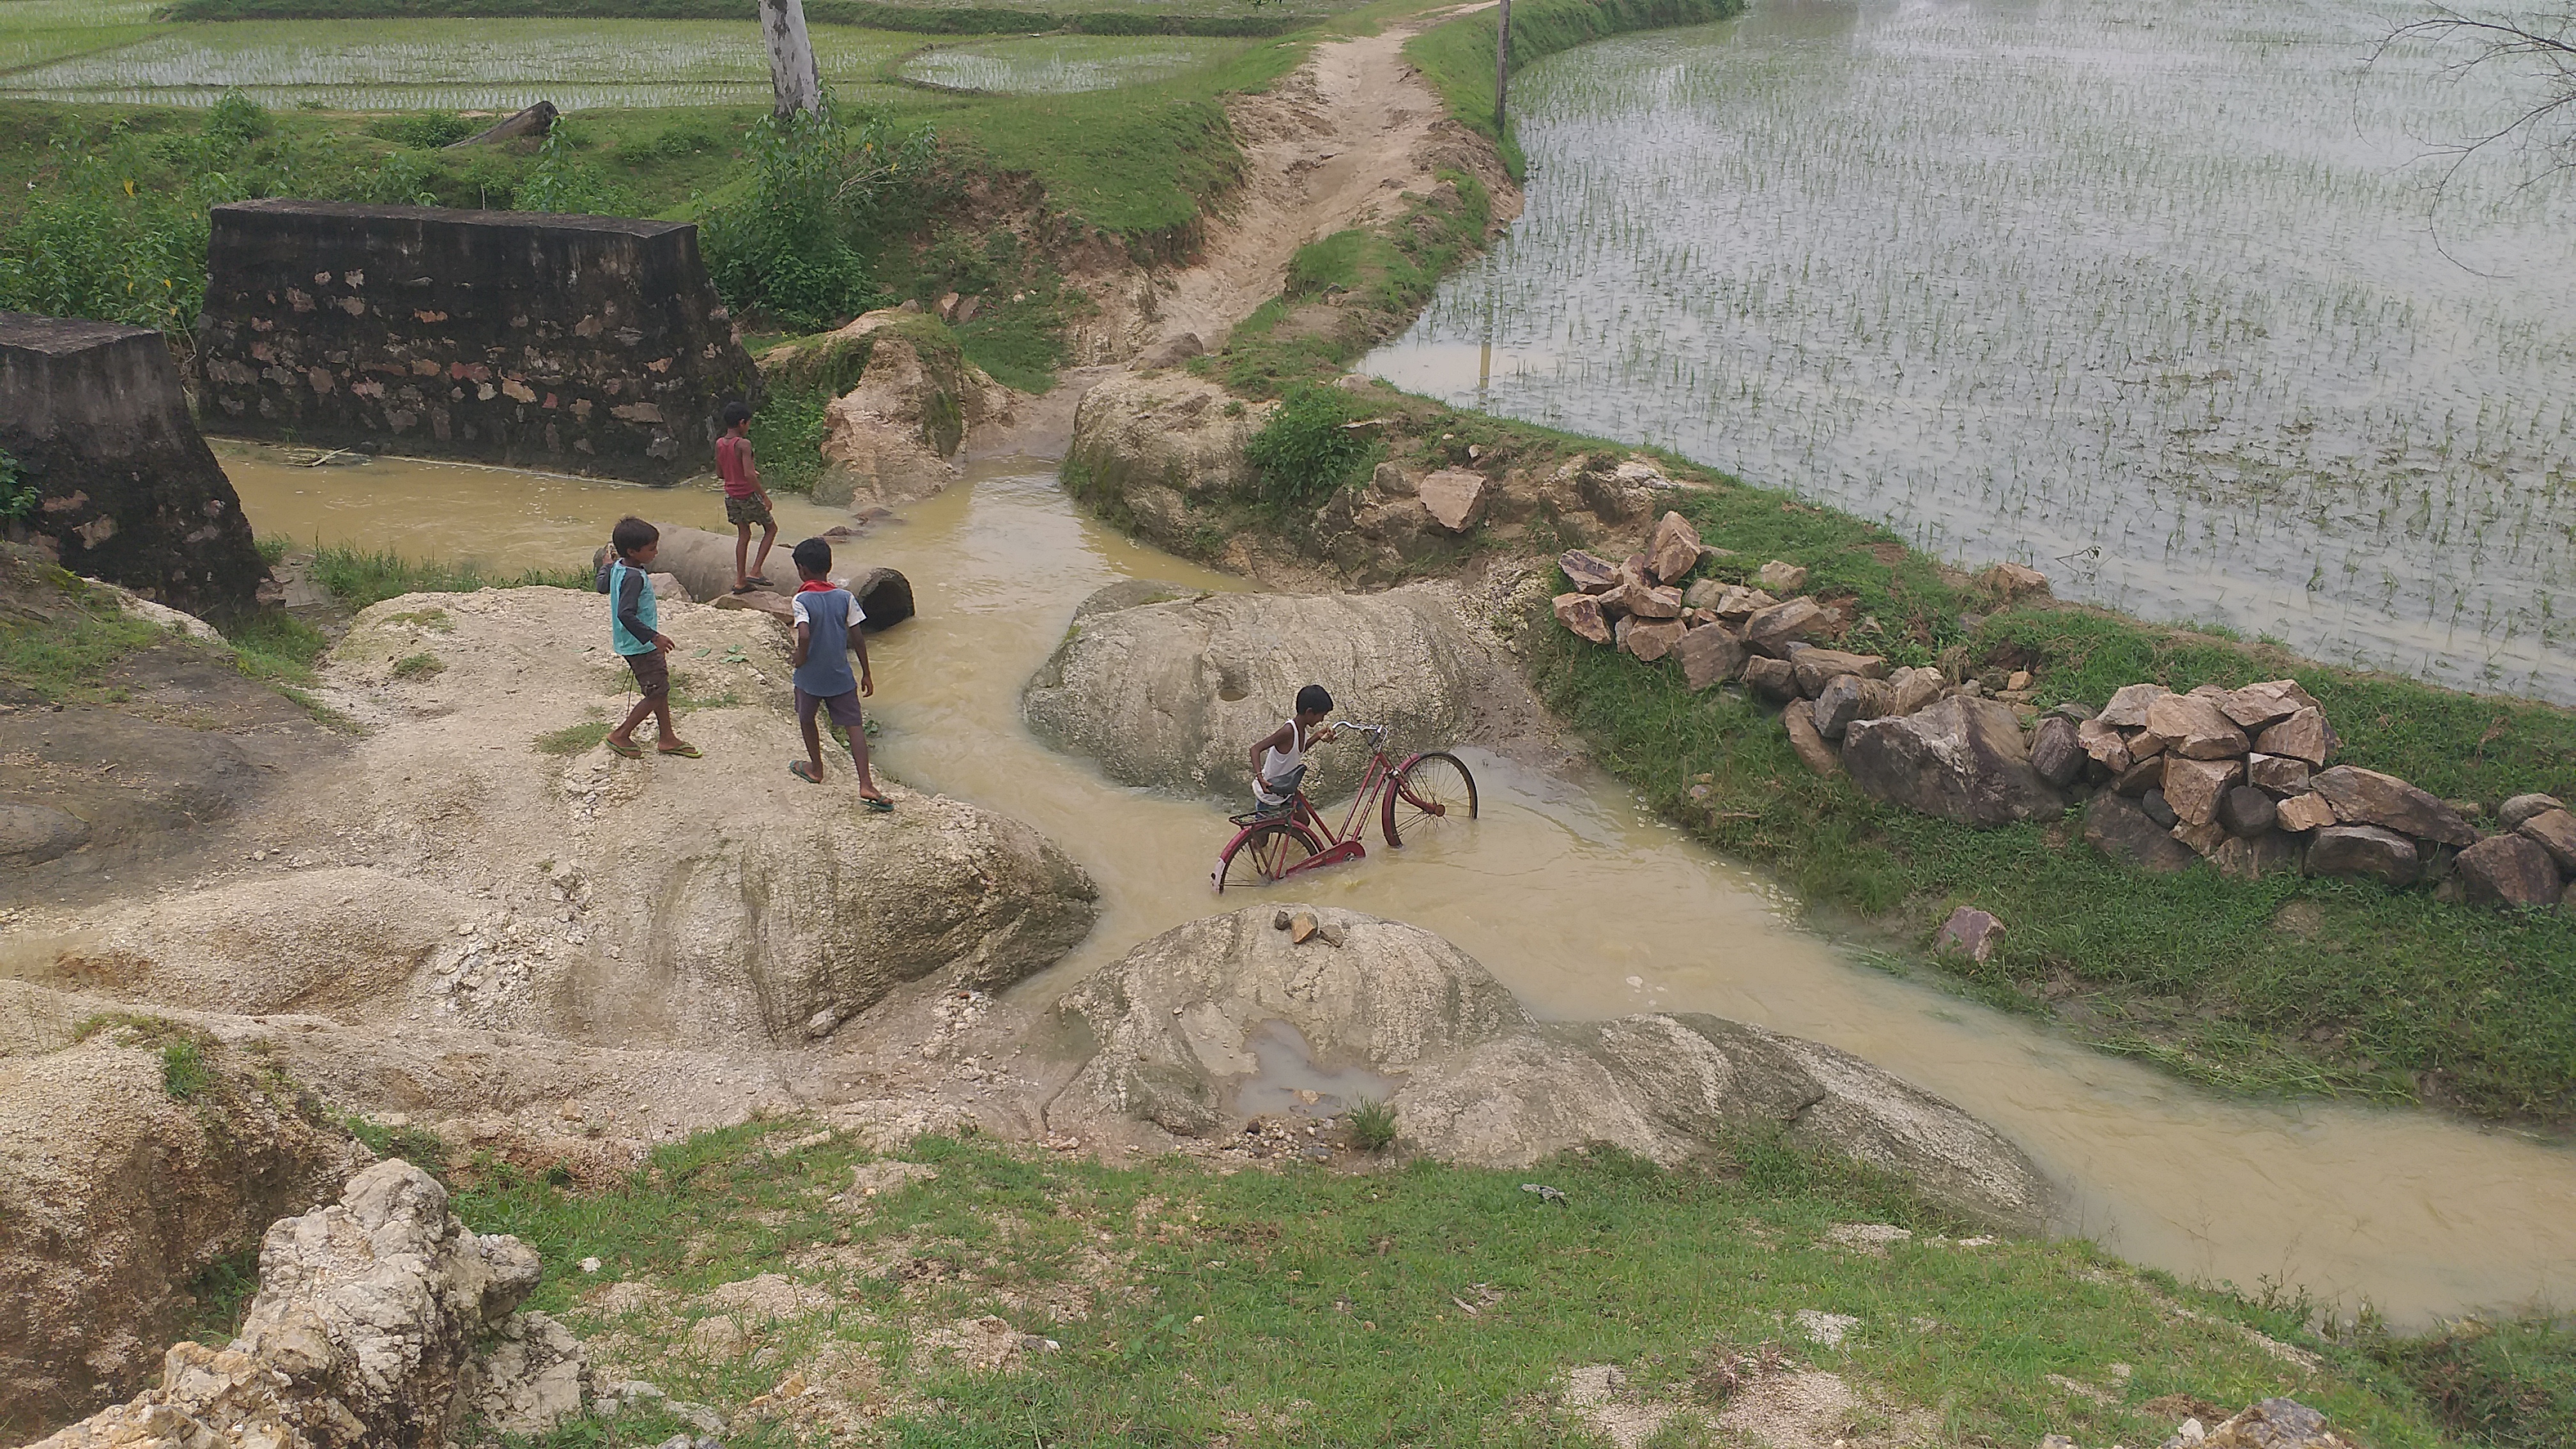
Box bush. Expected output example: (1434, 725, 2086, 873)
(1243, 383, 1380, 510)
(511, 118, 631, 216)
(366, 110, 475, 148)
(698, 97, 933, 333)
(0, 448, 34, 523)
(1347, 1098, 1397, 1151)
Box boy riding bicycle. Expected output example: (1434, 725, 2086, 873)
(1246, 684, 1342, 817)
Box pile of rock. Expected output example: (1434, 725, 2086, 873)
(1549, 525, 2573, 908)
(2067, 680, 2574, 905)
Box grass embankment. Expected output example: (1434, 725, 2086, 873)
(397, 1116, 2461, 1449)
(1203, 0, 1740, 401)
(1521, 461, 2576, 1121)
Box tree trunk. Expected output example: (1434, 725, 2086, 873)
(759, 0, 822, 118)
(1494, 0, 1511, 132)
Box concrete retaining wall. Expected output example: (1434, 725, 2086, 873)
(194, 201, 760, 484)
(0, 312, 266, 613)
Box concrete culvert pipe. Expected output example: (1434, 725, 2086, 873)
(592, 524, 914, 629)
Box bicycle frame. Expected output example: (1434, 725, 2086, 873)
(1220, 723, 1406, 881)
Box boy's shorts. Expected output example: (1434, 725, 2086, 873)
(797, 687, 865, 730)
(621, 648, 668, 700)
(726, 493, 774, 529)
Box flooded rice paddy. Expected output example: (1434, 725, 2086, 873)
(217, 446, 2576, 1326)
(898, 34, 1245, 94)
(1367, 0, 2576, 702)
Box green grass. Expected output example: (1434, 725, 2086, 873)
(161, 0, 1335, 35)
(1515, 463, 2576, 1123)
(2369, 1315, 2576, 1449)
(0, 598, 167, 702)
(445, 1119, 2452, 1449)
(308, 544, 593, 611)
(160, 1037, 211, 1099)
(535, 720, 615, 755)
(388, 650, 445, 680)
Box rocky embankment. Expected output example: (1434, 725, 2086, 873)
(1552, 510, 2576, 907)
(1041, 905, 2052, 1230)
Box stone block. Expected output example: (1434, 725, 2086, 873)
(1789, 647, 1889, 697)
(1674, 624, 1744, 691)
(2217, 786, 2278, 838)
(1419, 469, 1489, 532)
(1647, 510, 1703, 583)
(1755, 559, 1809, 594)
(2254, 707, 2340, 767)
(2517, 808, 2576, 872)
(1742, 654, 1799, 701)
(2097, 683, 2168, 729)
(1843, 696, 2061, 827)
(2456, 834, 2561, 908)
(2084, 792, 2199, 871)
(2221, 679, 2319, 730)
(2310, 765, 2475, 846)
(2028, 714, 2084, 787)
(2274, 793, 2337, 833)
(2306, 824, 2420, 886)
(2246, 753, 2311, 796)
(2211, 831, 2303, 881)
(1, 312, 267, 613)
(2161, 756, 2244, 827)
(195, 200, 758, 484)
(2075, 717, 2131, 774)
(2500, 792, 2565, 832)
(1553, 592, 1611, 644)
(1742, 597, 1825, 656)
(2142, 692, 2250, 760)
(1560, 549, 1618, 594)
(1781, 701, 1842, 777)
(1622, 617, 1685, 662)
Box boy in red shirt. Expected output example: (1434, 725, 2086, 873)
(716, 401, 778, 595)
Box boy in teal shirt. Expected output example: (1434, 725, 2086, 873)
(598, 516, 700, 760)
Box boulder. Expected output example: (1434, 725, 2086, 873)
(1559, 550, 1619, 594)
(2517, 808, 2576, 871)
(1754, 560, 1809, 594)
(1842, 697, 2062, 827)
(2211, 831, 2302, 881)
(1042, 908, 2051, 1230)
(2246, 753, 2312, 796)
(1789, 647, 1888, 698)
(1980, 561, 2049, 599)
(2112, 756, 2163, 796)
(1621, 618, 1686, 663)
(2221, 680, 2319, 730)
(2217, 786, 2278, 838)
(2139, 788, 2178, 829)
(2160, 756, 2243, 827)
(2097, 684, 2169, 730)
(1886, 666, 1945, 717)
(2306, 825, 2421, 887)
(2275, 793, 2337, 833)
(2141, 692, 2250, 760)
(1023, 586, 1476, 800)
(2309, 766, 2476, 847)
(2028, 715, 2084, 788)
(796, 312, 1015, 507)
(1674, 625, 1745, 691)
(2127, 728, 2166, 761)
(1742, 597, 1826, 656)
(1933, 907, 2004, 963)
(1809, 674, 1869, 741)
(31, 1161, 542, 1449)
(1646, 512, 1703, 583)
(1782, 703, 1843, 776)
(2254, 707, 2340, 767)
(2075, 718, 2131, 774)
(2455, 834, 2561, 908)
(1, 1031, 371, 1429)
(1419, 469, 1489, 532)
(1742, 655, 1800, 702)
(2193, 1399, 2354, 1449)
(76, 589, 1098, 1050)
(1552, 592, 1612, 645)
(1064, 371, 1270, 552)
(1608, 582, 1685, 620)
(2499, 792, 2565, 833)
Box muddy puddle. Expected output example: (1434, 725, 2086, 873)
(1365, 0, 2576, 703)
(223, 448, 2576, 1326)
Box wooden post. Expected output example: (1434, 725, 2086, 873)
(1494, 0, 1512, 133)
(759, 0, 823, 118)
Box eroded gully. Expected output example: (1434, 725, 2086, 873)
(220, 440, 2576, 1327)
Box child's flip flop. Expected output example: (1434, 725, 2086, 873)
(861, 795, 894, 813)
(658, 742, 703, 758)
(790, 760, 824, 784)
(605, 738, 643, 759)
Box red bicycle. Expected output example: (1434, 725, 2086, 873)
(1213, 723, 1479, 891)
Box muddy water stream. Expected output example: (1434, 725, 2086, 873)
(223, 446, 2576, 1325)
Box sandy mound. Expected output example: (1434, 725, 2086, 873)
(45, 586, 1098, 1050)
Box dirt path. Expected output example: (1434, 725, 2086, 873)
(1151, 3, 1517, 351)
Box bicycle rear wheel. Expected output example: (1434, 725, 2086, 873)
(1383, 751, 1479, 847)
(1216, 820, 1323, 891)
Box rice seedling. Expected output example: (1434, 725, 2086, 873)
(1365, 0, 2576, 703)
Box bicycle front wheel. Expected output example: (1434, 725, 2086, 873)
(1383, 751, 1479, 847)
(1216, 820, 1323, 891)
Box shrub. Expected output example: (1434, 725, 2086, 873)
(698, 96, 934, 332)
(1243, 383, 1381, 510)
(511, 118, 631, 215)
(367, 110, 475, 148)
(389, 652, 445, 680)
(0, 448, 34, 523)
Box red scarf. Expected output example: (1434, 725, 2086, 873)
(797, 579, 837, 594)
